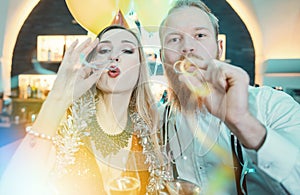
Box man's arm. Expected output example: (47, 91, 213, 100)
(245, 86, 300, 193)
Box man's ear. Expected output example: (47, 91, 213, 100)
(217, 39, 223, 60)
(159, 49, 163, 62)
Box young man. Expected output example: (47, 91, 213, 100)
(159, 0, 300, 194)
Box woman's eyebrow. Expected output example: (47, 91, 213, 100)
(99, 40, 111, 44)
(121, 40, 136, 46)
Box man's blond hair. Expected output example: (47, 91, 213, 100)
(160, 0, 219, 40)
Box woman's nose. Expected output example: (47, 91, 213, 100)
(109, 53, 120, 62)
(112, 57, 120, 62)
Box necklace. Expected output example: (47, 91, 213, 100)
(88, 100, 133, 158)
(68, 89, 172, 193)
(96, 96, 127, 134)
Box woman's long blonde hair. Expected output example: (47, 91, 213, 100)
(87, 25, 159, 132)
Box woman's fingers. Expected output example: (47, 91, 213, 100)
(76, 38, 99, 57)
(54, 38, 99, 97)
(73, 68, 102, 100)
(63, 39, 78, 58)
(84, 70, 102, 86)
(63, 38, 99, 71)
(74, 37, 92, 53)
(68, 37, 98, 60)
(75, 38, 99, 70)
(82, 38, 99, 55)
(77, 66, 91, 79)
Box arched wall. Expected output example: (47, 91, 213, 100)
(0, 0, 40, 96)
(4, 0, 289, 95)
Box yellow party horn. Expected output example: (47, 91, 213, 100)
(174, 57, 210, 97)
(173, 58, 197, 75)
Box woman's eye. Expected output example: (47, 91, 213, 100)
(122, 49, 134, 54)
(98, 48, 111, 54)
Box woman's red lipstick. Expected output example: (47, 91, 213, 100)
(107, 66, 120, 78)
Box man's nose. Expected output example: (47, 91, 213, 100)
(181, 36, 195, 54)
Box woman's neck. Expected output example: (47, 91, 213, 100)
(96, 92, 132, 134)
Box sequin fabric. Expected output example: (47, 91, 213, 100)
(50, 90, 172, 194)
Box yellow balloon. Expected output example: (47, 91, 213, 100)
(65, 0, 131, 35)
(134, 0, 174, 32)
(117, 0, 132, 14)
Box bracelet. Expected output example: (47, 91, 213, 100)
(25, 126, 55, 141)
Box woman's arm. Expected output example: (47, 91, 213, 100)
(0, 38, 101, 194)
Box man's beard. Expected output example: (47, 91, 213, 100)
(163, 62, 204, 112)
(162, 49, 220, 112)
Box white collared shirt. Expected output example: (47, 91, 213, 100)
(164, 86, 300, 195)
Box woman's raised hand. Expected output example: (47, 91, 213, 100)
(49, 38, 102, 103)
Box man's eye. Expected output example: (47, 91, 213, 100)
(171, 37, 180, 43)
(122, 49, 134, 54)
(166, 37, 180, 45)
(195, 33, 206, 39)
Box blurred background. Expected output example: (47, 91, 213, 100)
(0, 0, 299, 175)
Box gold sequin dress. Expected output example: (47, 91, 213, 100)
(50, 134, 149, 195)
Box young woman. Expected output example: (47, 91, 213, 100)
(1, 25, 171, 195)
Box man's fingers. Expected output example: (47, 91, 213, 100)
(205, 60, 228, 92)
(179, 74, 210, 96)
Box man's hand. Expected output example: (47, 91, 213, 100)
(179, 58, 266, 150)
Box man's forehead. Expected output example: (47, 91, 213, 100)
(162, 6, 213, 34)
